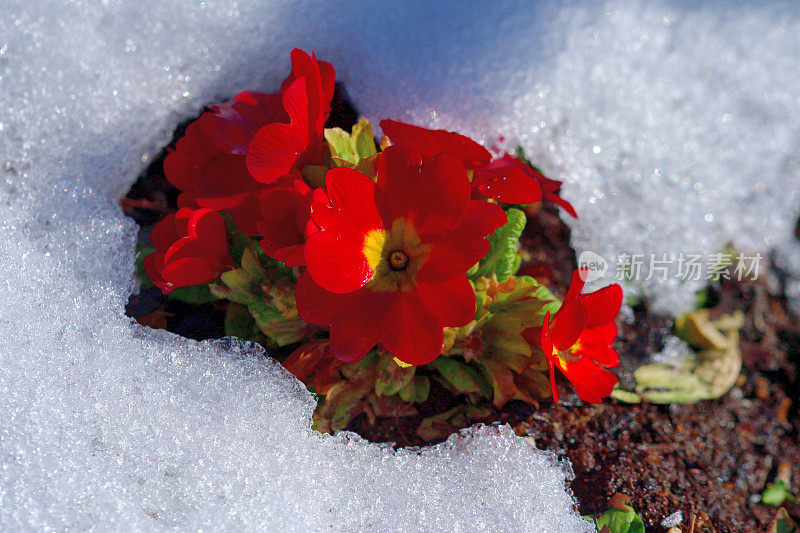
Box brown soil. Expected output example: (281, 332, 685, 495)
(122, 89, 800, 532)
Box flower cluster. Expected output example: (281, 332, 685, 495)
(141, 49, 621, 438)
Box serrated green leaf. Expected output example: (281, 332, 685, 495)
(220, 269, 252, 292)
(593, 505, 645, 533)
(324, 118, 377, 166)
(398, 376, 430, 403)
(240, 247, 266, 280)
(475, 208, 526, 281)
(247, 298, 281, 324)
(432, 357, 490, 395)
(168, 284, 216, 305)
(351, 117, 376, 159)
(324, 127, 356, 163)
(375, 357, 415, 397)
(485, 275, 560, 312)
(247, 298, 308, 346)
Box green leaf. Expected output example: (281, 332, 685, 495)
(432, 357, 490, 395)
(240, 247, 266, 280)
(223, 303, 266, 344)
(375, 357, 415, 397)
(247, 299, 308, 346)
(324, 127, 355, 163)
(351, 117, 377, 159)
(134, 245, 156, 290)
(324, 117, 377, 165)
(475, 208, 526, 281)
(398, 376, 430, 403)
(762, 481, 796, 507)
(593, 505, 645, 533)
(167, 284, 217, 305)
(220, 269, 253, 293)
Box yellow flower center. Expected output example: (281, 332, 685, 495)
(550, 341, 582, 371)
(361, 217, 431, 292)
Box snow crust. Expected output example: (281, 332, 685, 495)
(2, 0, 799, 529)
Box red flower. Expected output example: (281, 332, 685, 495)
(246, 49, 335, 184)
(295, 143, 507, 366)
(379, 119, 575, 212)
(163, 49, 334, 235)
(144, 208, 234, 294)
(379, 119, 493, 172)
(163, 91, 288, 235)
(479, 155, 577, 217)
(256, 179, 330, 267)
(523, 269, 623, 403)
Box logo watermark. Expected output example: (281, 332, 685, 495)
(577, 251, 763, 282)
(577, 250, 608, 283)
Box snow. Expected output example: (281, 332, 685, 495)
(1, 0, 799, 530)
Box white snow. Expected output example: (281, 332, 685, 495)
(1, 0, 799, 530)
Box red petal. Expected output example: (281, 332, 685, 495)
(194, 104, 253, 155)
(378, 146, 470, 238)
(551, 300, 589, 352)
(413, 154, 471, 237)
(541, 312, 560, 403)
(577, 323, 620, 367)
(418, 201, 506, 282)
(380, 292, 444, 366)
(246, 122, 306, 183)
(324, 167, 384, 235)
(256, 189, 307, 265)
(317, 60, 336, 115)
(580, 321, 618, 348)
(305, 205, 373, 293)
(329, 289, 395, 363)
(193, 154, 260, 210)
(563, 268, 588, 303)
(295, 271, 358, 326)
(577, 283, 623, 329)
(472, 165, 542, 204)
(544, 192, 578, 218)
(379, 120, 441, 161)
(430, 130, 492, 171)
(246, 79, 310, 183)
(163, 128, 215, 191)
(231, 195, 267, 237)
(188, 209, 230, 262)
(176, 193, 199, 209)
(376, 143, 423, 220)
(272, 244, 306, 267)
(559, 357, 618, 404)
(143, 251, 166, 286)
(284, 49, 327, 130)
(161, 257, 217, 288)
(231, 91, 287, 127)
(416, 276, 476, 327)
(149, 213, 180, 251)
(380, 119, 491, 170)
